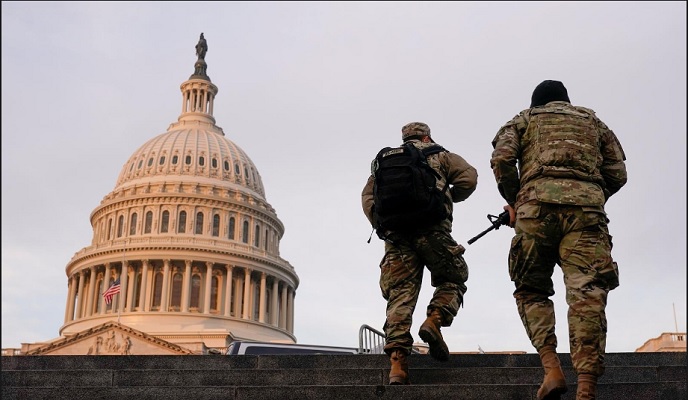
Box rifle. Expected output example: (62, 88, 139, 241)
(467, 210, 510, 245)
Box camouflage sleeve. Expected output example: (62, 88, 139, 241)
(597, 118, 628, 198)
(361, 174, 375, 225)
(490, 113, 525, 206)
(444, 151, 478, 203)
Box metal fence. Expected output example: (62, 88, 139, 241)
(358, 324, 386, 354)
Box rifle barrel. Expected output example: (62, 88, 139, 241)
(467, 225, 495, 245)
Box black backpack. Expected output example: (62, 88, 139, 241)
(371, 142, 449, 235)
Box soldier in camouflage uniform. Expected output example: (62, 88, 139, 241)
(362, 122, 478, 384)
(490, 80, 627, 400)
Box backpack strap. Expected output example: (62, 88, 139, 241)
(416, 144, 450, 195)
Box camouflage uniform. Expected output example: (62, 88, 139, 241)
(362, 123, 478, 355)
(490, 98, 627, 377)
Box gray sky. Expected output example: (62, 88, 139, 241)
(2, 1, 686, 353)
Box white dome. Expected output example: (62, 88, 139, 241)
(114, 123, 266, 199)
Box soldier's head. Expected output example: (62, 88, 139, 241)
(402, 122, 434, 143)
(530, 80, 570, 108)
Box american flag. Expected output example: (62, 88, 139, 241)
(102, 278, 121, 305)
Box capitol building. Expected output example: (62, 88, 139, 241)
(15, 34, 299, 356)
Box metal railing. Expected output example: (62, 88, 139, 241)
(358, 324, 386, 354)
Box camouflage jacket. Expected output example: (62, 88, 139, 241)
(362, 139, 478, 232)
(490, 101, 627, 209)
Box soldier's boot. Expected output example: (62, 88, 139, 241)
(536, 345, 568, 400)
(388, 349, 410, 385)
(576, 374, 597, 400)
(418, 309, 449, 362)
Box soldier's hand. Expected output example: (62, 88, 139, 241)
(503, 204, 516, 228)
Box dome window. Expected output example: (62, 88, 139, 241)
(212, 158, 218, 168)
(138, 160, 143, 169)
(159, 156, 166, 165)
(199, 156, 205, 166)
(148, 157, 154, 167)
(185, 155, 192, 165)
(178, 211, 187, 233)
(172, 155, 179, 165)
(234, 163, 240, 175)
(224, 160, 229, 171)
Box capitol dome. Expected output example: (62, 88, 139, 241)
(56, 34, 299, 354)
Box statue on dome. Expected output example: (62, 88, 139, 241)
(195, 33, 208, 61)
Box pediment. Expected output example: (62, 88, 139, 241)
(24, 321, 194, 355)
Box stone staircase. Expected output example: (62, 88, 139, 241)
(2, 351, 685, 399)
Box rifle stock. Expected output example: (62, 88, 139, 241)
(467, 210, 510, 245)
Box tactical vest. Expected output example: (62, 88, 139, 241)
(519, 104, 605, 187)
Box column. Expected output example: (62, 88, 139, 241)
(140, 260, 149, 311)
(271, 279, 279, 326)
(287, 287, 295, 333)
(280, 284, 288, 329)
(76, 271, 86, 319)
(259, 272, 267, 323)
(100, 263, 112, 315)
(182, 260, 192, 313)
(64, 275, 75, 323)
(86, 267, 97, 317)
(118, 261, 129, 313)
(161, 259, 171, 312)
(204, 262, 213, 313)
(224, 265, 233, 317)
(242, 268, 251, 319)
(234, 273, 243, 317)
(125, 263, 135, 312)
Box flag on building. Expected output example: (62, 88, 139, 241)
(103, 278, 121, 305)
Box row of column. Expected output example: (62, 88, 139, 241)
(63, 259, 295, 332)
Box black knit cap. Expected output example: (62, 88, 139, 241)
(530, 80, 570, 108)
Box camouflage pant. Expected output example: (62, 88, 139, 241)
(510, 201, 620, 376)
(379, 230, 468, 355)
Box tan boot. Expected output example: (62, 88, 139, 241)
(576, 373, 597, 400)
(389, 349, 410, 385)
(536, 345, 568, 399)
(418, 309, 449, 362)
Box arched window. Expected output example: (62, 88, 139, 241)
(195, 212, 204, 235)
(171, 273, 183, 310)
(212, 158, 218, 168)
(212, 214, 220, 237)
(242, 221, 249, 243)
(185, 155, 192, 165)
(144, 211, 153, 234)
(224, 160, 229, 171)
(161, 211, 169, 233)
(254, 224, 260, 247)
(178, 211, 187, 233)
(211, 275, 219, 312)
(129, 213, 138, 236)
(264, 228, 269, 251)
(107, 219, 112, 240)
(159, 156, 166, 165)
(190, 274, 201, 310)
(199, 156, 205, 167)
(172, 155, 179, 165)
(228, 217, 235, 240)
(152, 271, 163, 310)
(117, 215, 124, 238)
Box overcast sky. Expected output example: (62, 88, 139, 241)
(2, 2, 686, 354)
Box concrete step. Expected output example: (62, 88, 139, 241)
(2, 382, 686, 400)
(2, 352, 685, 400)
